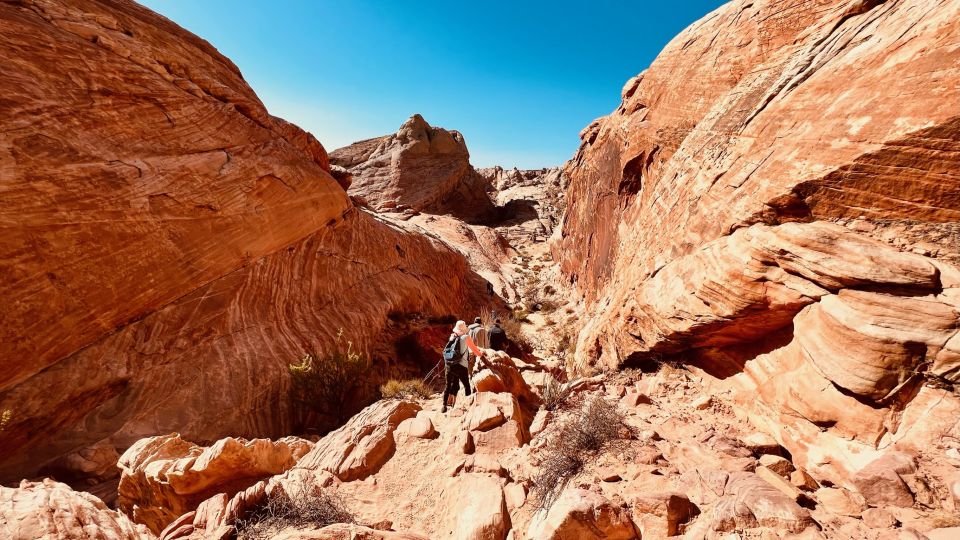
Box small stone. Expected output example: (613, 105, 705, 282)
(598, 467, 622, 482)
(757, 465, 802, 501)
(759, 454, 795, 477)
(608, 385, 627, 398)
(639, 430, 662, 442)
(861, 508, 898, 529)
(690, 394, 712, 410)
(790, 469, 819, 491)
(622, 392, 653, 407)
(631, 491, 699, 537)
(946, 448, 960, 460)
(815, 487, 866, 517)
(739, 432, 781, 455)
(464, 455, 507, 477)
(635, 446, 663, 465)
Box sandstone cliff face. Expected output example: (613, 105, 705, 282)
(0, 0, 486, 484)
(558, 0, 960, 490)
(477, 166, 568, 245)
(330, 114, 496, 222)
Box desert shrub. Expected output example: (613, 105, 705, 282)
(236, 487, 356, 540)
(479, 305, 499, 327)
(380, 379, 432, 400)
(500, 315, 535, 354)
(555, 332, 576, 362)
(0, 409, 10, 431)
(532, 396, 630, 511)
(290, 330, 369, 426)
(540, 377, 573, 412)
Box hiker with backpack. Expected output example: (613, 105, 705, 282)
(488, 319, 507, 352)
(467, 316, 488, 372)
(442, 320, 487, 413)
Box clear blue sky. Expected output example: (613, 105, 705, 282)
(140, 1, 727, 168)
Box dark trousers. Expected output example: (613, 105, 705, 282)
(444, 363, 471, 398)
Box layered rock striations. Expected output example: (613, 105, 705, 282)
(557, 0, 960, 494)
(0, 0, 487, 484)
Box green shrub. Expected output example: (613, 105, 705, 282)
(289, 331, 369, 426)
(380, 379, 432, 400)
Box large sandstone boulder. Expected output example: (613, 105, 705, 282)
(851, 452, 917, 508)
(528, 488, 637, 540)
(0, 0, 488, 482)
(447, 475, 510, 540)
(116, 433, 310, 534)
(0, 478, 153, 540)
(294, 400, 421, 481)
(556, 0, 960, 493)
(709, 472, 815, 534)
(330, 114, 495, 221)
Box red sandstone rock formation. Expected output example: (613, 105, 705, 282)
(0, 479, 153, 540)
(0, 0, 488, 484)
(330, 114, 495, 222)
(556, 0, 960, 505)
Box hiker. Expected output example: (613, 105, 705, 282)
(442, 320, 486, 413)
(467, 316, 488, 372)
(488, 319, 507, 352)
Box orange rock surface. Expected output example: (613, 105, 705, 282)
(0, 0, 488, 483)
(557, 0, 960, 495)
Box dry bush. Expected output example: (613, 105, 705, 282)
(532, 396, 631, 511)
(541, 377, 573, 412)
(236, 487, 356, 540)
(929, 511, 960, 529)
(289, 330, 369, 426)
(502, 319, 535, 355)
(380, 379, 432, 400)
(0, 409, 11, 431)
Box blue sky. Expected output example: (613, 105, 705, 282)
(140, 1, 727, 168)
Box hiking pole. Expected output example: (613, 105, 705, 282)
(422, 358, 443, 386)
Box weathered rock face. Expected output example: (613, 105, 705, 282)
(558, 0, 960, 496)
(559, 0, 960, 299)
(477, 166, 568, 244)
(116, 434, 311, 534)
(330, 114, 496, 221)
(0, 479, 154, 540)
(0, 0, 488, 483)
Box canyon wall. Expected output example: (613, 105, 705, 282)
(558, 0, 960, 485)
(0, 0, 487, 484)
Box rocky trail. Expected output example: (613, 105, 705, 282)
(2, 0, 960, 538)
(8, 349, 959, 539)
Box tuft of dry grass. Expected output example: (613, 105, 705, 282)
(236, 487, 356, 540)
(540, 377, 573, 412)
(532, 396, 631, 511)
(379, 379, 432, 400)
